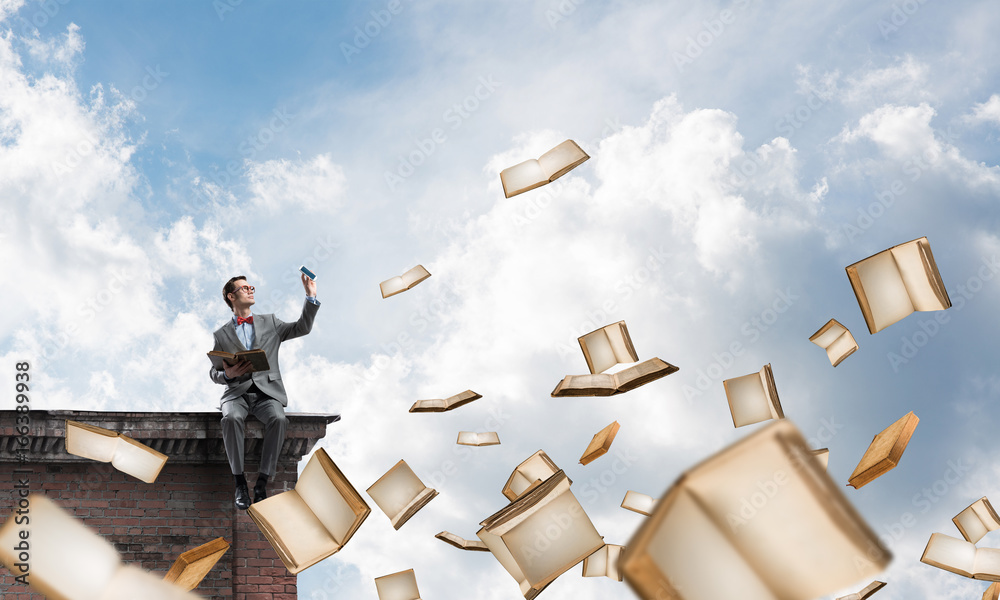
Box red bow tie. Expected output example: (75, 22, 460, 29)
(236, 315, 254, 325)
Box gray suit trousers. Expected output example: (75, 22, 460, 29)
(220, 386, 287, 477)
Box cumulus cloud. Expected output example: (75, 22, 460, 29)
(246, 153, 347, 214)
(965, 94, 1000, 126)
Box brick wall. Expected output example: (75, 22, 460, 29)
(0, 411, 336, 600)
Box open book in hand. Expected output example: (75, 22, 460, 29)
(809, 319, 858, 367)
(0, 494, 202, 600)
(921, 533, 1000, 581)
(621, 420, 891, 600)
(206, 348, 269, 372)
(500, 139, 589, 198)
(846, 236, 951, 334)
(380, 265, 431, 299)
(162, 537, 230, 591)
(65, 420, 168, 484)
(367, 460, 438, 530)
(247, 448, 370, 574)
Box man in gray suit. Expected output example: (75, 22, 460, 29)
(210, 273, 319, 509)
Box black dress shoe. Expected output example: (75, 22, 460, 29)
(235, 481, 252, 510)
(253, 482, 267, 503)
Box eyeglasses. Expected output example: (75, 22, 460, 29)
(237, 285, 255, 294)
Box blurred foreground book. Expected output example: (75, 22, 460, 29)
(845, 236, 950, 334)
(621, 420, 891, 600)
(380, 265, 431, 299)
(847, 411, 918, 489)
(500, 139, 589, 198)
(0, 494, 202, 600)
(247, 448, 370, 574)
(65, 419, 168, 484)
(809, 319, 858, 367)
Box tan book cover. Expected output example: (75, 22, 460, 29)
(478, 470, 605, 598)
(835, 580, 886, 600)
(621, 491, 657, 516)
(845, 236, 951, 334)
(954, 497, 1000, 544)
(578, 320, 639, 374)
(247, 448, 370, 574)
(65, 420, 168, 484)
(582, 544, 625, 581)
(367, 460, 438, 530)
(985, 582, 1000, 600)
(435, 531, 490, 552)
(920, 532, 1000, 580)
(0, 494, 202, 600)
(206, 348, 270, 372)
(722, 364, 783, 428)
(621, 420, 891, 600)
(502, 450, 560, 502)
(579, 421, 620, 465)
(162, 537, 230, 591)
(500, 139, 590, 198)
(456, 431, 500, 446)
(847, 411, 919, 489)
(551, 358, 679, 397)
(380, 265, 431, 299)
(809, 319, 858, 367)
(409, 389, 482, 413)
(374, 568, 422, 600)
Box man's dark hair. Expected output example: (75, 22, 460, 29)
(223, 275, 247, 311)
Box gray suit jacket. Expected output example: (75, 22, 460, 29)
(210, 299, 320, 409)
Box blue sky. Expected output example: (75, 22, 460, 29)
(2, 0, 1000, 598)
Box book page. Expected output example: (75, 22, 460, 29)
(851, 250, 914, 332)
(0, 494, 120, 600)
(444, 389, 481, 409)
(827, 332, 858, 367)
(409, 398, 446, 411)
(500, 488, 604, 587)
(65, 420, 119, 464)
(295, 453, 366, 546)
(810, 320, 847, 348)
(537, 140, 588, 181)
(921, 533, 976, 577)
(552, 374, 618, 396)
(368, 461, 430, 523)
(477, 527, 530, 590)
(580, 329, 617, 374)
(500, 159, 547, 197)
(956, 505, 991, 544)
(112, 436, 168, 483)
(374, 569, 421, 600)
(644, 488, 776, 600)
(622, 491, 657, 516)
(890, 239, 948, 312)
(724, 372, 772, 427)
(615, 358, 679, 392)
(401, 265, 431, 288)
(582, 544, 610, 577)
(974, 547, 1000, 580)
(249, 491, 337, 571)
(102, 566, 200, 600)
(457, 431, 500, 446)
(379, 277, 405, 298)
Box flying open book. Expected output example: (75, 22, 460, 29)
(621, 491, 657, 516)
(921, 533, 1000, 581)
(809, 319, 858, 367)
(847, 411, 919, 489)
(954, 497, 1000, 544)
(579, 421, 620, 465)
(836, 581, 886, 600)
(247, 448, 370, 574)
(206, 348, 269, 372)
(65, 420, 168, 484)
(582, 544, 625, 581)
(409, 390, 482, 413)
(551, 358, 679, 397)
(502, 449, 559, 502)
(367, 460, 438, 530)
(722, 364, 783, 428)
(435, 531, 490, 552)
(375, 569, 422, 600)
(478, 470, 605, 599)
(846, 236, 951, 334)
(162, 538, 230, 591)
(0, 494, 203, 600)
(456, 431, 500, 446)
(579, 321, 639, 374)
(380, 265, 431, 299)
(620, 420, 891, 600)
(500, 139, 589, 198)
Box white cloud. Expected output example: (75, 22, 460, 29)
(965, 94, 1000, 126)
(246, 153, 347, 214)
